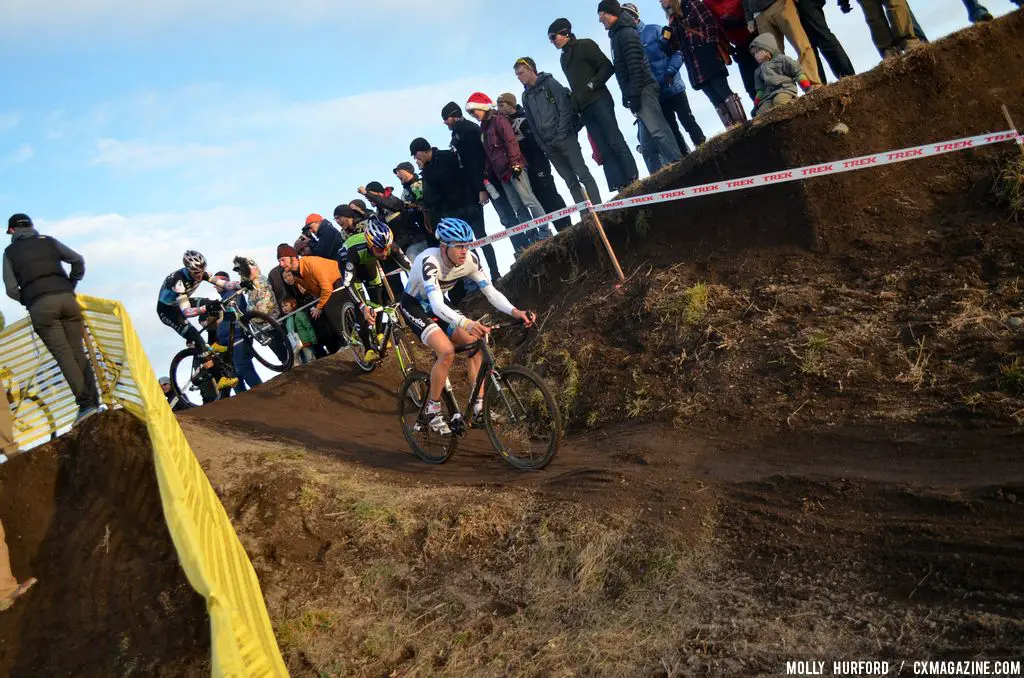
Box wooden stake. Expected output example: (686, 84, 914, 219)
(1003, 105, 1024, 158)
(581, 188, 626, 284)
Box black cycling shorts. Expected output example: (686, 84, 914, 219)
(156, 301, 205, 347)
(399, 293, 452, 344)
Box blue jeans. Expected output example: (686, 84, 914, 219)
(232, 339, 262, 391)
(635, 84, 681, 165)
(491, 186, 534, 255)
(581, 92, 638, 190)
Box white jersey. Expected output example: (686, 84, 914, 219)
(404, 248, 516, 329)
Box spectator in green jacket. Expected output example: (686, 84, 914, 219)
(281, 297, 317, 365)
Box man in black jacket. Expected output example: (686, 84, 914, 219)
(599, 0, 681, 165)
(410, 137, 501, 279)
(3, 213, 100, 424)
(551, 17, 638, 191)
(304, 213, 345, 263)
(441, 103, 509, 269)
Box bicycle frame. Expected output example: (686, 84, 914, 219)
(438, 321, 522, 433)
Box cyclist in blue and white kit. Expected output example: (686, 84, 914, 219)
(400, 218, 534, 435)
(157, 250, 241, 391)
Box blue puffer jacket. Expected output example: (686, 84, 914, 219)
(637, 20, 686, 100)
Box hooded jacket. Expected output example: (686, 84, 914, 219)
(479, 111, 527, 183)
(522, 72, 577, 152)
(608, 12, 657, 106)
(449, 117, 489, 192)
(559, 37, 617, 112)
(232, 256, 278, 318)
(751, 33, 809, 113)
(636, 20, 686, 100)
(3, 227, 84, 308)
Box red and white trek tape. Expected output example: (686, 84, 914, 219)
(470, 129, 1021, 248)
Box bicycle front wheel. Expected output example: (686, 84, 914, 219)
(169, 348, 220, 409)
(241, 311, 293, 372)
(484, 365, 562, 470)
(392, 328, 424, 406)
(342, 302, 377, 372)
(398, 371, 456, 464)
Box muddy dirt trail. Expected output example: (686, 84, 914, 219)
(182, 353, 1024, 497)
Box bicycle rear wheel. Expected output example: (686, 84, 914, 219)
(169, 348, 220, 409)
(398, 371, 456, 464)
(484, 365, 561, 470)
(241, 311, 293, 372)
(342, 301, 377, 373)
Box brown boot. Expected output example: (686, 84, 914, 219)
(724, 94, 748, 129)
(714, 104, 733, 130)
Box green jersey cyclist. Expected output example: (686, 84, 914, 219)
(399, 217, 534, 435)
(340, 217, 412, 363)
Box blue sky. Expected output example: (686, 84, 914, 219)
(1, 0, 1018, 377)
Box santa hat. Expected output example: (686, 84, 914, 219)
(465, 92, 494, 113)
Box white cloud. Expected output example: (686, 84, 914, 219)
(92, 138, 249, 170)
(5, 144, 34, 165)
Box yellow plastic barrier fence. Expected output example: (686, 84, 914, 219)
(1, 295, 288, 677)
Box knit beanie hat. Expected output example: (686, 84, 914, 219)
(304, 213, 323, 226)
(548, 18, 572, 36)
(622, 2, 639, 18)
(334, 204, 358, 219)
(440, 101, 461, 120)
(409, 137, 431, 155)
(497, 92, 518, 107)
(393, 161, 416, 176)
(465, 92, 494, 112)
(7, 213, 32, 230)
(349, 199, 368, 215)
(277, 243, 298, 259)
(365, 181, 386, 194)
(598, 0, 622, 17)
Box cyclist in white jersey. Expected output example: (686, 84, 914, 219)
(400, 217, 534, 434)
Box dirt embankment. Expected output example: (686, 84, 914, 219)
(0, 411, 209, 677)
(171, 12, 1024, 677)
(496, 9, 1024, 434)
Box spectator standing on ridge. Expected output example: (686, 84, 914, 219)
(795, 0, 855, 82)
(702, 0, 759, 102)
(550, 17, 639, 191)
(440, 102, 504, 279)
(661, 0, 747, 130)
(741, 0, 822, 87)
(304, 213, 345, 264)
(466, 92, 553, 255)
(621, 3, 705, 154)
(496, 93, 573, 233)
(599, 0, 683, 167)
(213, 271, 262, 394)
(848, 0, 921, 59)
(281, 297, 317, 365)
(750, 33, 813, 115)
(516, 57, 604, 208)
(276, 244, 348, 340)
(333, 205, 363, 237)
(392, 161, 436, 260)
(3, 213, 100, 425)
(410, 137, 502, 280)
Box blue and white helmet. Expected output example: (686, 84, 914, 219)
(434, 217, 475, 245)
(365, 216, 394, 251)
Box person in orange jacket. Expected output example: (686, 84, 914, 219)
(275, 244, 347, 342)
